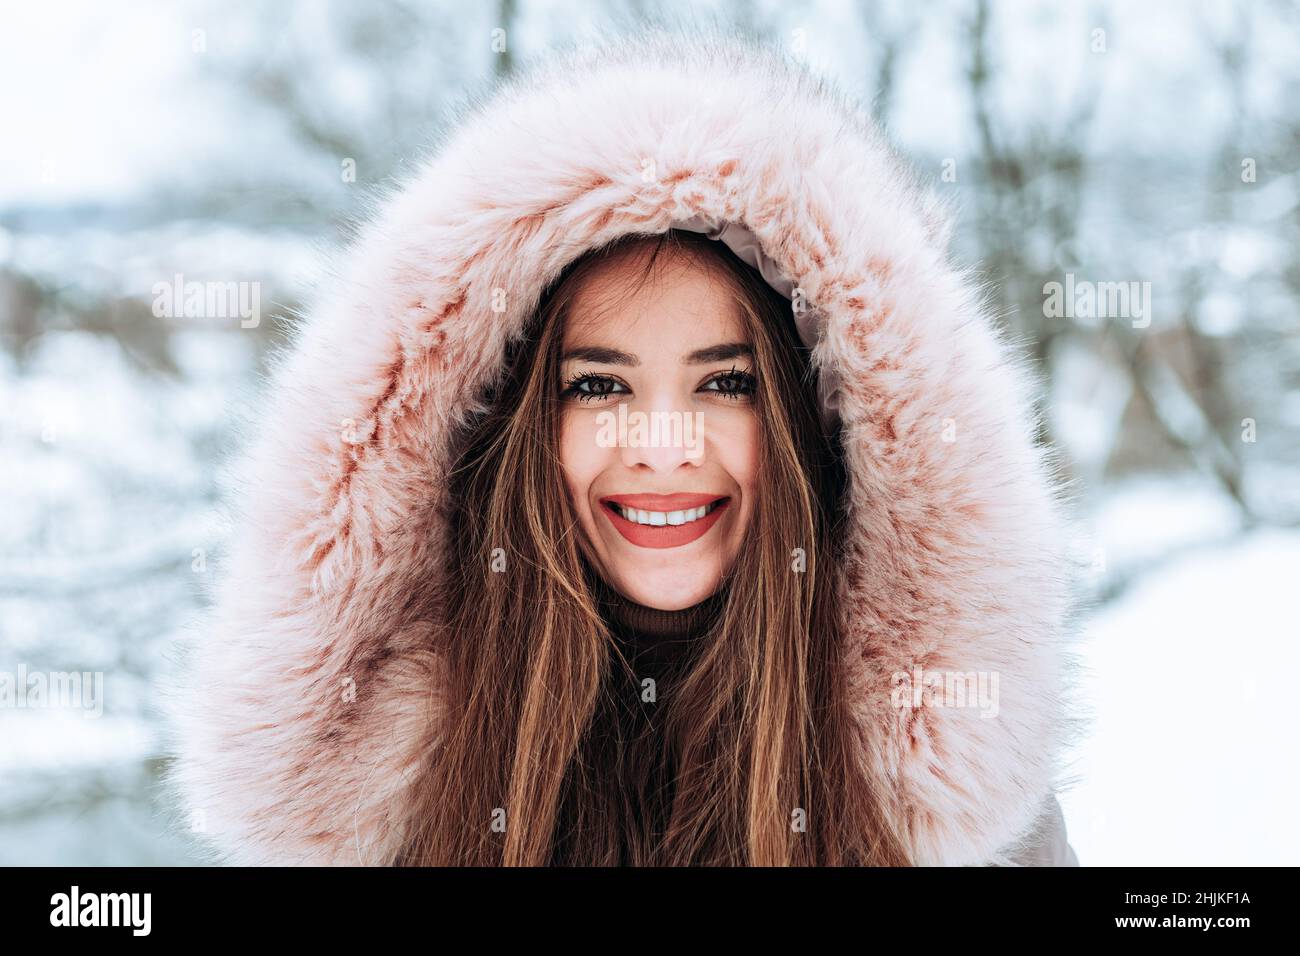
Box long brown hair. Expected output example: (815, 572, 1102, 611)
(396, 228, 911, 866)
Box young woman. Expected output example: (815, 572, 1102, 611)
(394, 227, 911, 865)
(167, 27, 1080, 867)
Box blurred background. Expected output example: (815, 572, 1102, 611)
(1, 0, 1297, 865)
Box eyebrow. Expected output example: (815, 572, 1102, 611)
(560, 342, 753, 366)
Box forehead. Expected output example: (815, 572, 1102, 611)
(562, 243, 746, 346)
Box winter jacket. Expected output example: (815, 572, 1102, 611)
(163, 26, 1080, 867)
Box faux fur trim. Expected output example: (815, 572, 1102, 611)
(161, 25, 1081, 866)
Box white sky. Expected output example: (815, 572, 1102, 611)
(0, 0, 1290, 207)
(0, 1, 230, 205)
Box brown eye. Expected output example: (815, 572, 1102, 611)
(561, 373, 629, 403)
(700, 368, 757, 400)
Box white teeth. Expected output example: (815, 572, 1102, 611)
(613, 501, 720, 526)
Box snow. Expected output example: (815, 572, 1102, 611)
(0, 711, 154, 773)
(1082, 476, 1244, 585)
(1060, 527, 1300, 865)
(0, 307, 246, 866)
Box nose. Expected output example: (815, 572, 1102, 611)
(622, 435, 697, 475)
(618, 397, 706, 474)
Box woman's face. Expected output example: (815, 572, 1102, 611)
(558, 245, 759, 611)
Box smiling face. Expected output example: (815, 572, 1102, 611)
(558, 240, 760, 611)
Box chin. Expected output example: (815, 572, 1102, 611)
(605, 560, 726, 611)
(579, 503, 740, 609)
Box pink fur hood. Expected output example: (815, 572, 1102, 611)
(163, 27, 1080, 866)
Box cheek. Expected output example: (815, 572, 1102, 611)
(559, 411, 603, 515)
(713, 413, 761, 497)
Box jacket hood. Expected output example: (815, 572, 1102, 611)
(164, 26, 1078, 866)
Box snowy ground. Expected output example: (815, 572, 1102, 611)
(1059, 522, 1300, 866)
(0, 325, 247, 866)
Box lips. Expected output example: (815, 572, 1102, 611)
(599, 493, 731, 550)
(603, 493, 721, 510)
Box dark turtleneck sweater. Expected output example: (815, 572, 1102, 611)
(590, 575, 725, 676)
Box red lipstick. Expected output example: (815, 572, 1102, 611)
(599, 494, 730, 550)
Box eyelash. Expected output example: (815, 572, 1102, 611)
(560, 365, 758, 403)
